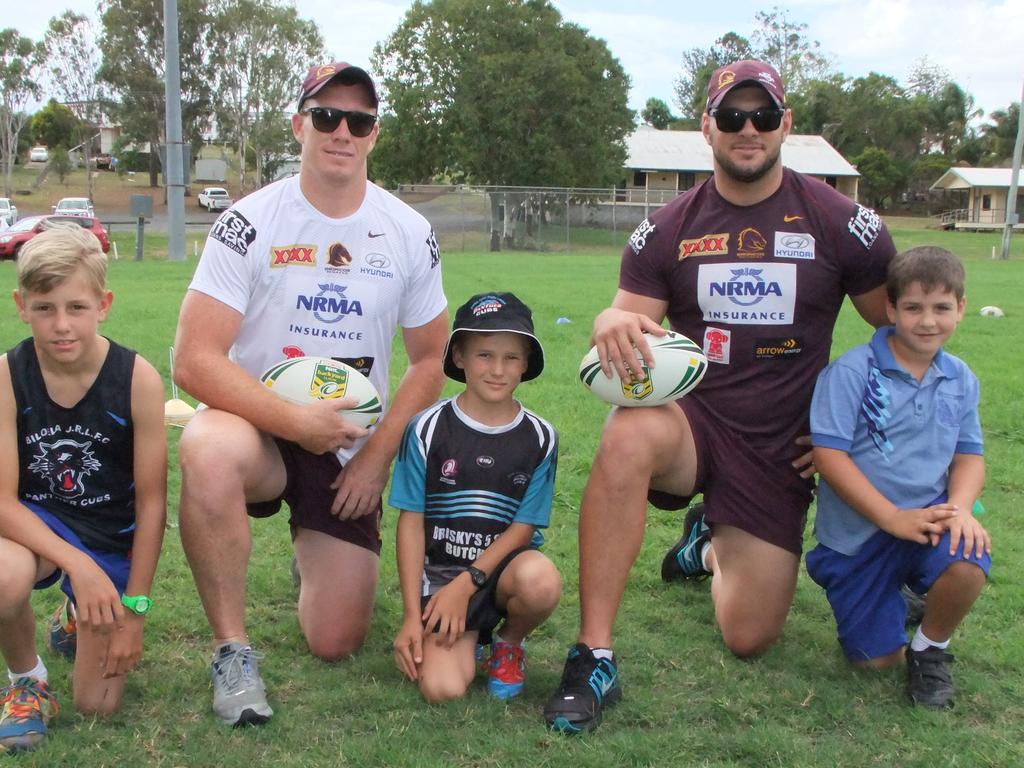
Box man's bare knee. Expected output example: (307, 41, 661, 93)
(305, 626, 366, 661)
(720, 622, 783, 658)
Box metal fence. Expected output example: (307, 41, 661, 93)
(391, 184, 672, 254)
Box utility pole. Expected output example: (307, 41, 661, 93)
(164, 0, 186, 261)
(1000, 79, 1024, 260)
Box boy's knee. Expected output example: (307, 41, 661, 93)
(418, 674, 468, 704)
(74, 688, 124, 717)
(0, 550, 37, 614)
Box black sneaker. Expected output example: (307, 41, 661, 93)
(660, 503, 711, 581)
(544, 643, 621, 734)
(906, 646, 955, 709)
(901, 585, 926, 628)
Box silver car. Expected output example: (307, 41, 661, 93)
(52, 197, 95, 217)
(0, 198, 16, 227)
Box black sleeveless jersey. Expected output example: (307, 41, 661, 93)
(9, 338, 137, 554)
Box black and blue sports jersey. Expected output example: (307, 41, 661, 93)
(389, 397, 558, 594)
(9, 337, 137, 554)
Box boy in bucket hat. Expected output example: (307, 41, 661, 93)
(390, 293, 561, 702)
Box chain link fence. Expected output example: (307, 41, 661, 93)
(392, 184, 678, 254)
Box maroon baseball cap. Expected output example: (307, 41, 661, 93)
(706, 60, 785, 111)
(298, 62, 379, 110)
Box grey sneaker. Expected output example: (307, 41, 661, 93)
(906, 646, 955, 709)
(901, 585, 926, 628)
(211, 643, 273, 726)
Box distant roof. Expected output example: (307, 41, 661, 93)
(930, 167, 1020, 190)
(625, 126, 859, 177)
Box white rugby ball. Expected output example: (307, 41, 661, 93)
(260, 356, 382, 428)
(979, 305, 1005, 317)
(579, 331, 708, 407)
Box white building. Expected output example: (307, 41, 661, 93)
(623, 126, 860, 206)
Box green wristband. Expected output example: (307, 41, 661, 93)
(121, 594, 154, 615)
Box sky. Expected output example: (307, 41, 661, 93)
(16, 0, 1023, 121)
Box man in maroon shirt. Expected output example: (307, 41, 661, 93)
(544, 60, 896, 734)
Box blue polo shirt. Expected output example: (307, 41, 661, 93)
(810, 327, 983, 556)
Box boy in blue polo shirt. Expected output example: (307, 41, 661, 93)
(807, 245, 990, 709)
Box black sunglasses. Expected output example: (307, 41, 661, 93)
(709, 107, 785, 133)
(300, 107, 377, 137)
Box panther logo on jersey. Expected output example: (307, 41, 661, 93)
(28, 439, 101, 500)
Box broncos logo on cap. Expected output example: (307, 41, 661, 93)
(315, 65, 337, 82)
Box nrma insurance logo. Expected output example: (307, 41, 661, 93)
(296, 283, 365, 324)
(697, 263, 796, 325)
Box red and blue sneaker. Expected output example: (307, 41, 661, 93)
(487, 641, 526, 700)
(0, 678, 59, 753)
(46, 599, 77, 660)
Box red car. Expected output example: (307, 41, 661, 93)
(0, 215, 110, 260)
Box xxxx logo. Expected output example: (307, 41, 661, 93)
(271, 245, 317, 267)
(678, 233, 729, 260)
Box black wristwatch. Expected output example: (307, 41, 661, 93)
(467, 566, 487, 588)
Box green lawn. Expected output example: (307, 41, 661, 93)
(0, 221, 1021, 767)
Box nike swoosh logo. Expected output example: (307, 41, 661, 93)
(368, 231, 386, 238)
(783, 215, 803, 222)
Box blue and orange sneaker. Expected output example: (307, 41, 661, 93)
(487, 641, 526, 700)
(544, 643, 621, 733)
(0, 678, 59, 753)
(46, 598, 77, 660)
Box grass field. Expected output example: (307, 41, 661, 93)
(0, 221, 1021, 767)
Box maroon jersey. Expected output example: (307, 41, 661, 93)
(621, 169, 894, 455)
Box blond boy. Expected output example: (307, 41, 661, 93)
(0, 225, 166, 752)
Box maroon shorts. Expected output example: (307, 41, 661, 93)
(647, 398, 814, 555)
(247, 440, 382, 555)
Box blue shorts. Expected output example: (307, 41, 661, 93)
(28, 503, 131, 604)
(806, 528, 991, 661)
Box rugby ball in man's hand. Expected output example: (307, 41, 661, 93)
(579, 331, 708, 407)
(260, 356, 382, 428)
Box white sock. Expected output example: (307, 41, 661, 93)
(591, 647, 613, 661)
(910, 627, 950, 652)
(700, 542, 712, 572)
(8, 656, 47, 685)
(492, 633, 523, 649)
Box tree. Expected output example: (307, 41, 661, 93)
(752, 6, 832, 96)
(852, 146, 906, 210)
(980, 104, 1020, 166)
(372, 0, 634, 249)
(0, 28, 42, 197)
(31, 98, 81, 150)
(98, 0, 215, 187)
(673, 32, 753, 124)
(208, 0, 324, 192)
(43, 11, 105, 200)
(641, 98, 675, 130)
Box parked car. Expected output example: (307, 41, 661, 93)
(95, 153, 113, 170)
(0, 215, 110, 260)
(52, 197, 95, 217)
(0, 198, 16, 227)
(198, 186, 232, 211)
(29, 146, 49, 163)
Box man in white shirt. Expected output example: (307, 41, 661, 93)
(173, 61, 449, 727)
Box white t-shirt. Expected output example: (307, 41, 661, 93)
(189, 176, 447, 462)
